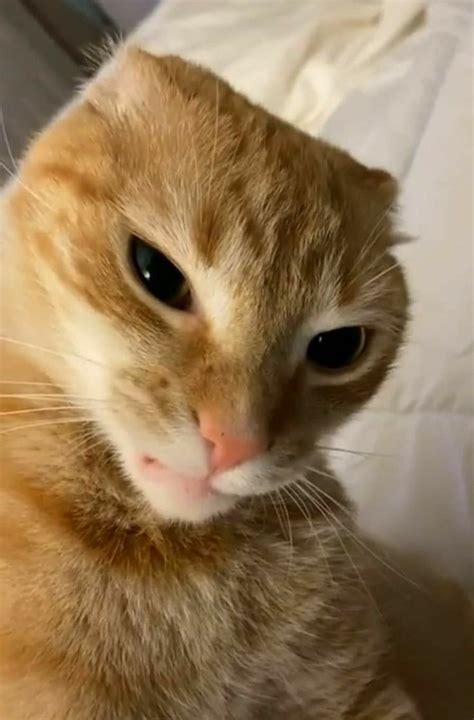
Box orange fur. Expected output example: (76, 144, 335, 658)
(0, 48, 472, 719)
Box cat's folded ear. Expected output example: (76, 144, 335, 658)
(327, 145, 407, 246)
(328, 144, 397, 200)
(86, 45, 172, 113)
(85, 45, 207, 117)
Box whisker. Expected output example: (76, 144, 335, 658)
(0, 160, 57, 213)
(299, 477, 419, 589)
(0, 380, 62, 387)
(300, 473, 355, 525)
(277, 488, 294, 547)
(269, 493, 287, 541)
(361, 262, 400, 291)
(358, 200, 397, 265)
(315, 445, 394, 460)
(323, 501, 381, 614)
(61, 431, 109, 464)
(0, 336, 105, 368)
(344, 205, 396, 296)
(0, 393, 106, 402)
(0, 405, 96, 417)
(276, 488, 294, 578)
(305, 463, 334, 480)
(0, 417, 91, 435)
(295, 481, 381, 614)
(284, 483, 335, 586)
(0, 106, 19, 173)
(0, 159, 14, 178)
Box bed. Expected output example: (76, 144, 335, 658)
(126, 0, 473, 587)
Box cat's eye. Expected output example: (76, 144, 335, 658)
(130, 235, 191, 311)
(306, 327, 367, 371)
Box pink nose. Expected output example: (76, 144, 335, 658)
(198, 411, 267, 473)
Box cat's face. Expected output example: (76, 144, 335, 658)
(7, 50, 408, 523)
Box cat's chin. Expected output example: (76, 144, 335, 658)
(140, 478, 237, 524)
(122, 454, 238, 524)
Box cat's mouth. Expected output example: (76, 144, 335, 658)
(129, 451, 240, 523)
(108, 412, 298, 524)
(123, 444, 297, 524)
(138, 454, 218, 500)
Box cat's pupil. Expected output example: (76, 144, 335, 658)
(307, 327, 366, 370)
(130, 236, 191, 310)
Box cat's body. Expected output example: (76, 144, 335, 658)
(0, 403, 411, 720)
(0, 49, 472, 719)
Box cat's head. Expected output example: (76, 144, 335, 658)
(5, 49, 408, 523)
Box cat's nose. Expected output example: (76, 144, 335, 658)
(198, 411, 267, 473)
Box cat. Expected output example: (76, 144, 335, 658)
(0, 47, 472, 720)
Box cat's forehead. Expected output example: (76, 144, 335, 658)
(117, 119, 346, 328)
(90, 53, 349, 309)
(17, 50, 398, 340)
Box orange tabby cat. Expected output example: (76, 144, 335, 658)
(0, 48, 472, 720)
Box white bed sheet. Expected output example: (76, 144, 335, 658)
(133, 0, 473, 587)
(327, 2, 474, 587)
